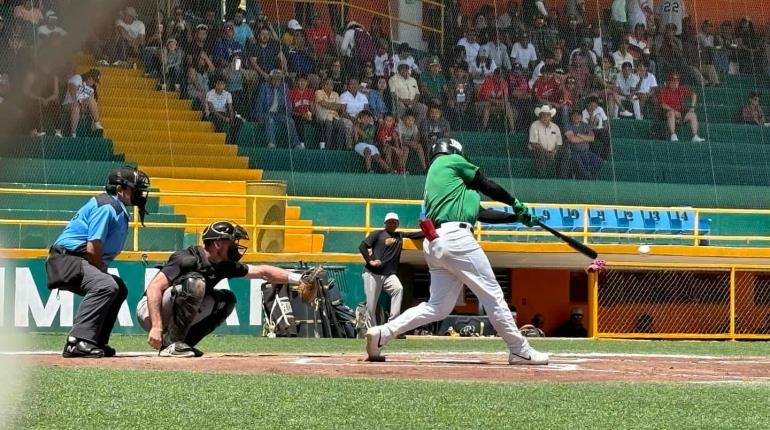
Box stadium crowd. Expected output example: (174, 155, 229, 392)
(2, 0, 770, 178)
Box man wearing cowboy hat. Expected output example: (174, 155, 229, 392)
(529, 104, 569, 178)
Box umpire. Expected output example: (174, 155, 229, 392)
(359, 212, 423, 326)
(46, 167, 150, 358)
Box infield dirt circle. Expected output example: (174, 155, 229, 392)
(26, 352, 770, 383)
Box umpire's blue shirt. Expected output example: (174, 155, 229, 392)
(54, 193, 129, 266)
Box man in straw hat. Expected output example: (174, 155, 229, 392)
(529, 104, 569, 178)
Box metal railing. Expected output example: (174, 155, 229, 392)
(2, 186, 770, 252)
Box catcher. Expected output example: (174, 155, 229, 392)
(137, 220, 322, 357)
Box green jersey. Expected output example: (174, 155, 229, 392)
(424, 154, 480, 225)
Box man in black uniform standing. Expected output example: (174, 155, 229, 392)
(359, 212, 423, 326)
(137, 220, 319, 357)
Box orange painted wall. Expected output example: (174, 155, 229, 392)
(460, 0, 770, 27)
(510, 268, 581, 336)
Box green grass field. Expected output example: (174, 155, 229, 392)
(6, 334, 770, 429)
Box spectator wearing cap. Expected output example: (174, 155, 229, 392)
(13, 0, 43, 26)
(185, 23, 214, 69)
(37, 10, 66, 41)
(609, 61, 642, 120)
(113, 6, 146, 67)
(207, 75, 243, 144)
(254, 70, 302, 149)
(457, 29, 481, 64)
(212, 22, 244, 68)
(232, 8, 254, 46)
(469, 47, 496, 86)
(247, 27, 286, 81)
(282, 19, 303, 47)
(392, 43, 420, 75)
(531, 14, 558, 57)
(62, 69, 103, 137)
(510, 32, 537, 71)
(359, 212, 423, 325)
(477, 69, 517, 132)
(529, 104, 568, 178)
(420, 57, 449, 106)
(389, 63, 427, 122)
(658, 72, 705, 142)
(563, 109, 603, 179)
(554, 308, 588, 337)
(286, 32, 314, 78)
(222, 54, 248, 116)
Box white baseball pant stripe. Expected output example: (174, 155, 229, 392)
(362, 270, 403, 325)
(379, 225, 530, 354)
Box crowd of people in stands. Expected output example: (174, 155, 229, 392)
(3, 1, 770, 178)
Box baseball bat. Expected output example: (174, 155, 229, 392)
(536, 221, 598, 259)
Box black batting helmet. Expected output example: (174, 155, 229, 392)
(430, 138, 464, 160)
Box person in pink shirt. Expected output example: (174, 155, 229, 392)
(741, 92, 768, 126)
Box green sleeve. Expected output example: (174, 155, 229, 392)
(453, 156, 479, 184)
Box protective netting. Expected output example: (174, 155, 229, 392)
(598, 267, 770, 337)
(1, 0, 770, 252)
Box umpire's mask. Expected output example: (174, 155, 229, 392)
(106, 167, 151, 226)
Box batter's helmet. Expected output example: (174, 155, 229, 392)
(202, 221, 250, 261)
(430, 138, 464, 160)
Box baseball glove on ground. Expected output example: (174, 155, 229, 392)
(297, 265, 324, 303)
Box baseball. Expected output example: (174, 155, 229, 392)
(638, 244, 651, 254)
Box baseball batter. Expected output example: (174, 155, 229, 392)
(365, 138, 549, 365)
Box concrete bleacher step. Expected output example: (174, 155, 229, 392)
(99, 97, 192, 109)
(97, 79, 157, 90)
(285, 206, 301, 220)
(102, 119, 214, 132)
(284, 219, 313, 234)
(151, 178, 247, 194)
(102, 107, 201, 121)
(108, 129, 226, 144)
(128, 154, 250, 169)
(283, 233, 324, 253)
(99, 87, 184, 99)
(140, 166, 263, 181)
(114, 142, 239, 156)
(170, 204, 246, 219)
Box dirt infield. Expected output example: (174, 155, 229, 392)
(22, 352, 770, 383)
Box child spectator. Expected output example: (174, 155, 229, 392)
(419, 104, 451, 146)
(161, 38, 184, 91)
(374, 42, 393, 78)
(742, 92, 768, 126)
(289, 74, 315, 146)
(609, 62, 641, 119)
(377, 113, 407, 173)
(392, 42, 420, 75)
(207, 75, 243, 145)
(582, 96, 610, 160)
(355, 110, 392, 173)
(397, 110, 427, 172)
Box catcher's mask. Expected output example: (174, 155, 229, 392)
(106, 167, 151, 225)
(429, 138, 464, 161)
(202, 220, 250, 261)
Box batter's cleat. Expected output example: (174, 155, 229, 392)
(365, 327, 386, 362)
(508, 349, 549, 365)
(159, 342, 196, 358)
(62, 337, 104, 358)
(101, 344, 117, 357)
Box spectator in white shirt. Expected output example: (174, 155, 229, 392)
(391, 43, 420, 75)
(457, 29, 481, 64)
(37, 10, 66, 42)
(113, 7, 146, 67)
(62, 69, 103, 137)
(373, 43, 393, 78)
(529, 104, 568, 178)
(469, 47, 497, 85)
(609, 61, 642, 119)
(511, 32, 538, 70)
(206, 76, 242, 144)
(582, 96, 610, 159)
(634, 61, 657, 118)
(484, 34, 512, 71)
(612, 39, 635, 68)
(340, 78, 370, 119)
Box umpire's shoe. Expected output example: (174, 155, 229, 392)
(63, 336, 105, 358)
(101, 344, 117, 357)
(159, 341, 196, 358)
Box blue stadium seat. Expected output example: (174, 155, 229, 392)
(559, 207, 583, 231)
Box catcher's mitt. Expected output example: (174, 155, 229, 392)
(297, 265, 324, 303)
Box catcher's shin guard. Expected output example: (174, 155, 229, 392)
(185, 289, 237, 347)
(163, 275, 206, 346)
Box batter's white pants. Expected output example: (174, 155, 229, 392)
(378, 224, 530, 354)
(362, 271, 403, 325)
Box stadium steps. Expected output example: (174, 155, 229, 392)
(102, 106, 202, 121)
(101, 118, 215, 132)
(112, 141, 240, 157)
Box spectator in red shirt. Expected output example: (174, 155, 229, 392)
(477, 69, 517, 131)
(532, 64, 562, 106)
(508, 63, 534, 131)
(658, 72, 705, 142)
(288, 74, 315, 147)
(376, 113, 407, 173)
(305, 13, 334, 60)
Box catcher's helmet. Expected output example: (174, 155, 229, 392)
(202, 221, 250, 261)
(429, 138, 464, 160)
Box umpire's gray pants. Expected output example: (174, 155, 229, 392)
(362, 270, 403, 325)
(69, 260, 128, 346)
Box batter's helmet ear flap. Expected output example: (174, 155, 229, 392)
(430, 138, 464, 160)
